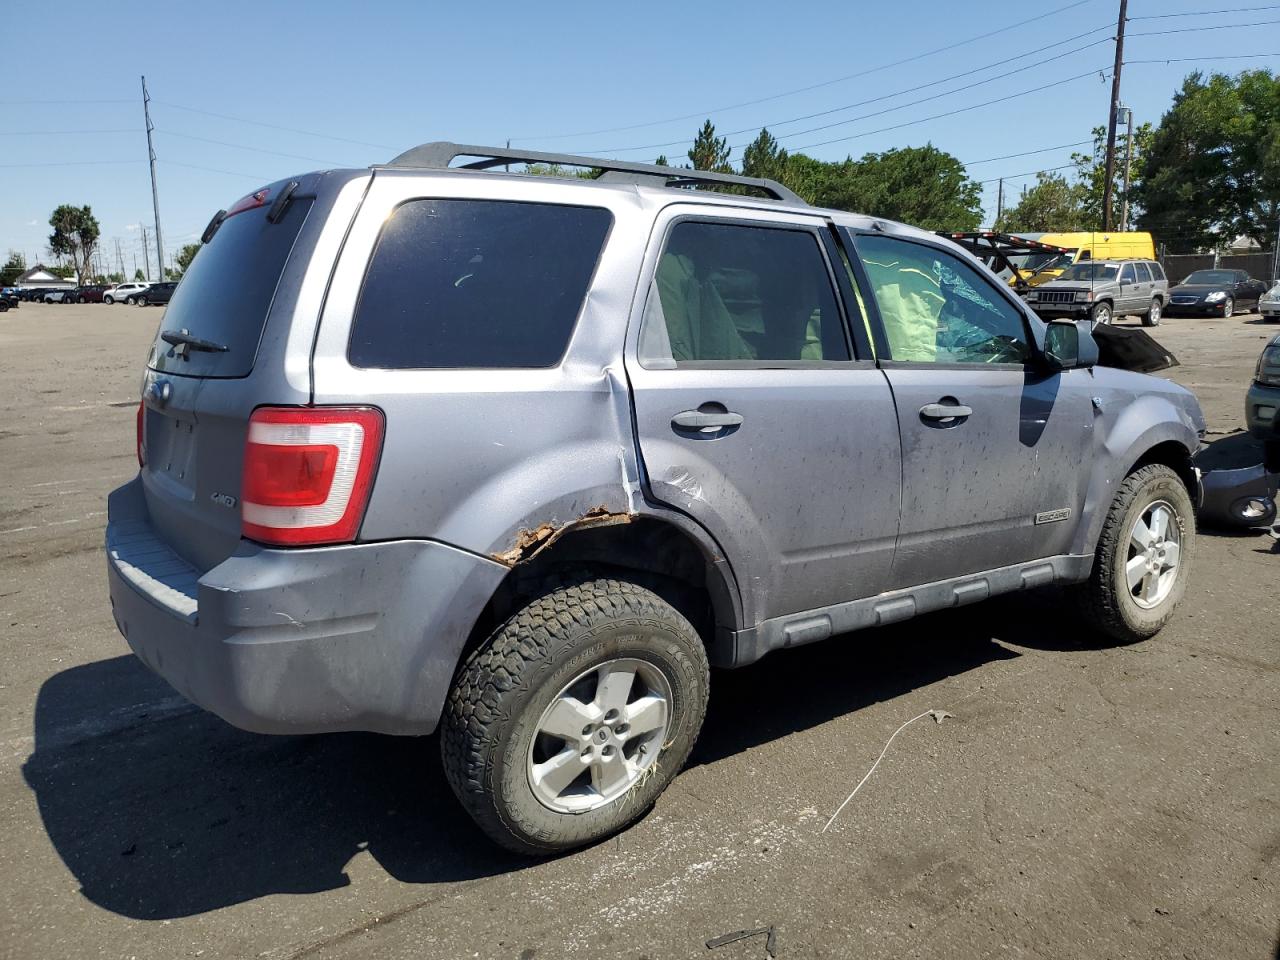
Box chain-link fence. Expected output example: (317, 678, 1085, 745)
(1160, 251, 1277, 285)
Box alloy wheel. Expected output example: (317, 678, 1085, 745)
(527, 657, 672, 814)
(1126, 499, 1181, 609)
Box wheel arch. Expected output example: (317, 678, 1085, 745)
(456, 513, 744, 672)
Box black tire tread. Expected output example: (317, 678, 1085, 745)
(1077, 463, 1193, 642)
(441, 576, 708, 854)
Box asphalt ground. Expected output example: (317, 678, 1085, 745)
(1, 302, 1276, 960)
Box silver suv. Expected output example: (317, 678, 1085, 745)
(106, 143, 1205, 854)
(1026, 259, 1168, 327)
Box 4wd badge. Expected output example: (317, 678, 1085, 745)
(211, 492, 238, 509)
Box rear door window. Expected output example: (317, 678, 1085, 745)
(149, 192, 314, 378)
(1134, 263, 1153, 282)
(349, 199, 612, 369)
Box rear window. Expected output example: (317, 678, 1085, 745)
(149, 193, 314, 378)
(348, 199, 612, 369)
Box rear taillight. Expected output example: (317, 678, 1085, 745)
(136, 401, 146, 467)
(241, 406, 384, 546)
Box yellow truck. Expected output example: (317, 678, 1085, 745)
(1010, 231, 1157, 286)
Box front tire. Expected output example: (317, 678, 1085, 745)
(1091, 302, 1113, 327)
(441, 576, 710, 855)
(1077, 464, 1195, 643)
(1142, 299, 1162, 326)
(104, 295, 114, 304)
(1221, 296, 1234, 317)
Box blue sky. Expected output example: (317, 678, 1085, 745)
(3, 0, 1276, 276)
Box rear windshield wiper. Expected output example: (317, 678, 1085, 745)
(161, 329, 229, 354)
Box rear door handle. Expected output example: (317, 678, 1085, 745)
(672, 410, 744, 430)
(920, 402, 973, 420)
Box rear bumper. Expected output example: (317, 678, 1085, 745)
(105, 477, 507, 735)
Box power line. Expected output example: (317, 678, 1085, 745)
(160, 159, 272, 181)
(0, 159, 140, 168)
(963, 140, 1093, 166)
(511, 0, 1098, 142)
(0, 99, 132, 105)
(785, 66, 1111, 153)
(3, 129, 134, 135)
(1130, 3, 1280, 18)
(1128, 17, 1280, 36)
(154, 129, 347, 166)
(153, 101, 395, 150)
(1125, 52, 1280, 64)
(582, 26, 1113, 155)
(979, 162, 1078, 185)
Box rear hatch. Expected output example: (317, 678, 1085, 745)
(138, 178, 330, 571)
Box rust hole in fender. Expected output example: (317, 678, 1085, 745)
(492, 506, 633, 566)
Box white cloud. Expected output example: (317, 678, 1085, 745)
(26, 219, 38, 226)
(124, 223, 140, 232)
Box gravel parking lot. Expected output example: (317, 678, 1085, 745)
(2, 302, 1276, 960)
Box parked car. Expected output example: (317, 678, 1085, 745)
(1164, 269, 1270, 317)
(72, 284, 110, 303)
(137, 281, 177, 306)
(105, 282, 151, 304)
(1259, 280, 1280, 321)
(106, 143, 1207, 855)
(1024, 259, 1168, 327)
(42, 288, 75, 303)
(20, 287, 52, 302)
(1, 287, 19, 308)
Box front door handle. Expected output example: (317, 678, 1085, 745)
(672, 409, 745, 430)
(920, 401, 973, 421)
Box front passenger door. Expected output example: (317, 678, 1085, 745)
(847, 230, 1094, 589)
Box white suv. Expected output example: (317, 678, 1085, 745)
(105, 283, 151, 304)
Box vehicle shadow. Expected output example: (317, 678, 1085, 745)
(692, 609, 1021, 766)
(25, 613, 1022, 920)
(22, 655, 520, 920)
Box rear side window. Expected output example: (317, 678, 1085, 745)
(1150, 262, 1166, 281)
(639, 220, 849, 365)
(349, 200, 612, 369)
(149, 193, 314, 378)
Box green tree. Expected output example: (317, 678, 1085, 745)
(0, 251, 25, 286)
(175, 243, 201, 274)
(996, 172, 1087, 232)
(740, 128, 789, 183)
(1070, 123, 1154, 230)
(688, 119, 732, 173)
(1135, 70, 1280, 251)
(833, 145, 983, 230)
(48, 204, 101, 284)
(134, 268, 144, 281)
(654, 154, 670, 167)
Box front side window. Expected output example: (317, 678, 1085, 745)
(350, 199, 612, 369)
(852, 233, 1030, 365)
(1120, 263, 1136, 284)
(641, 220, 848, 364)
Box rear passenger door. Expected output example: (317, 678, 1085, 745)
(1118, 262, 1141, 314)
(845, 229, 1094, 589)
(626, 207, 902, 626)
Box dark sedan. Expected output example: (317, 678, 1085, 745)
(71, 284, 110, 303)
(1164, 269, 1270, 317)
(137, 281, 177, 306)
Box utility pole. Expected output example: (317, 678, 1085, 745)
(141, 225, 151, 281)
(141, 77, 165, 290)
(996, 178, 1005, 226)
(1101, 0, 1128, 232)
(114, 237, 125, 278)
(1272, 215, 1279, 282)
(1119, 106, 1134, 232)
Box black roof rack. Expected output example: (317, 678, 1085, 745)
(382, 141, 805, 205)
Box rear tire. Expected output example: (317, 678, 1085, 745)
(138, 297, 149, 307)
(1091, 302, 1113, 327)
(1075, 464, 1195, 643)
(441, 576, 710, 855)
(1142, 299, 1162, 326)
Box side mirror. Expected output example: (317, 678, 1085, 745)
(1043, 320, 1095, 371)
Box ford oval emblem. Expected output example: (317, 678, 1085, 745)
(147, 380, 172, 407)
